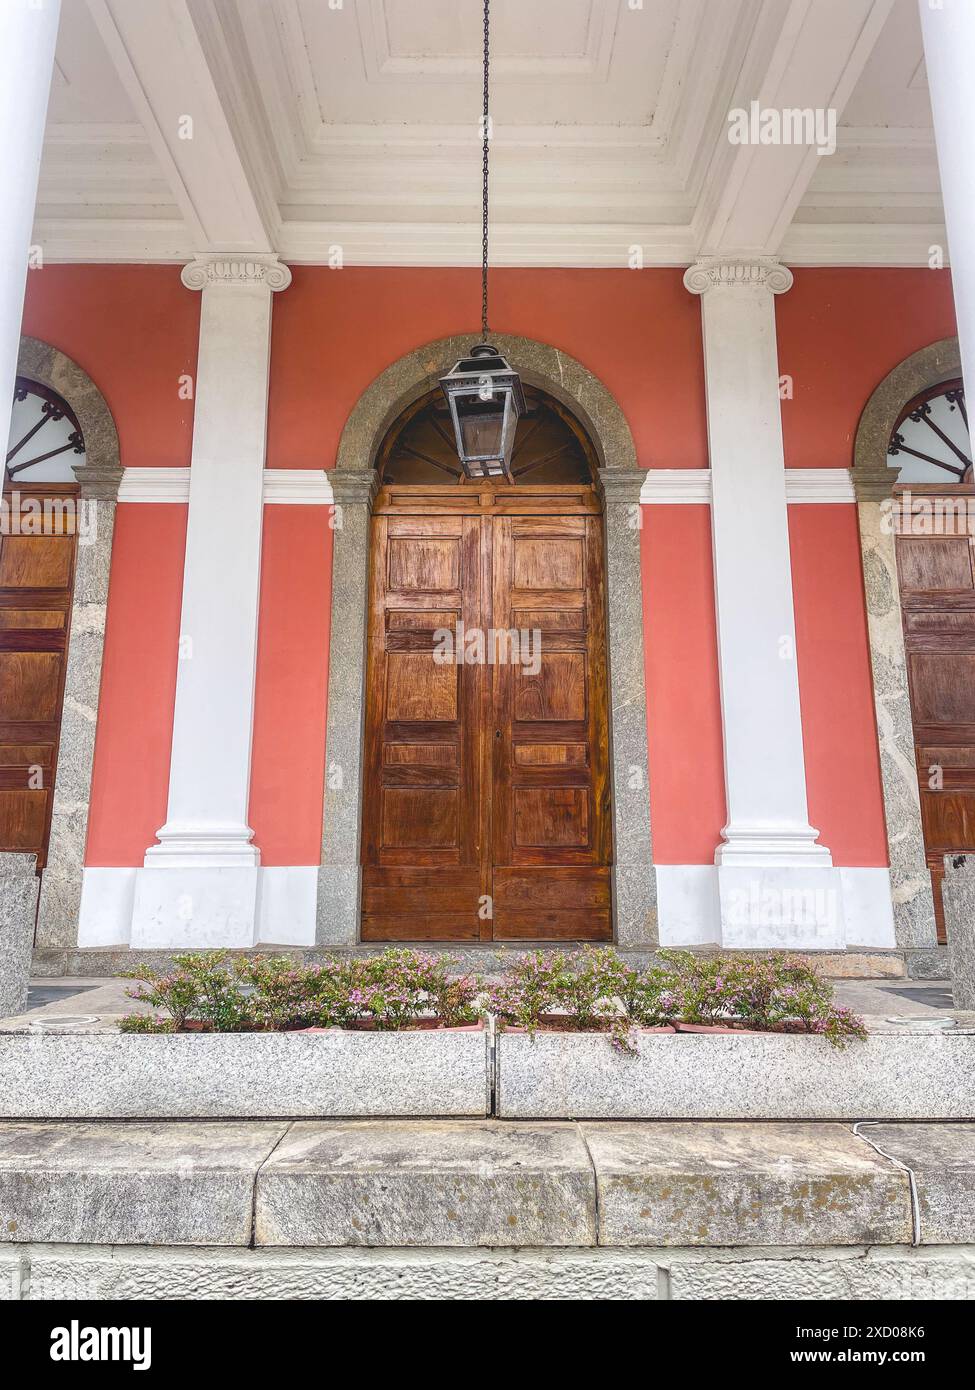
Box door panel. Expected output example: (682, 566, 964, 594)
(895, 487, 975, 941)
(360, 498, 612, 941)
(361, 514, 484, 938)
(491, 514, 611, 938)
(0, 485, 78, 871)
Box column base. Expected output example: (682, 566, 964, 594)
(144, 824, 260, 870)
(717, 864, 845, 950)
(715, 824, 833, 869)
(650, 861, 895, 950)
(131, 865, 261, 949)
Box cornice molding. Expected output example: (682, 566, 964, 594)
(639, 469, 712, 504)
(639, 469, 855, 505)
(784, 469, 856, 504)
(262, 469, 334, 505)
(117, 467, 191, 503)
(180, 256, 292, 292)
(683, 257, 794, 296)
(118, 467, 334, 504)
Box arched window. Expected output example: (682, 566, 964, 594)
(888, 379, 970, 484)
(5, 377, 86, 488)
(378, 383, 597, 486)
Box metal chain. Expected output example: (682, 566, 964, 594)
(481, 0, 490, 339)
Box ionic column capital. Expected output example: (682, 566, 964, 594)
(181, 255, 292, 293)
(683, 257, 793, 297)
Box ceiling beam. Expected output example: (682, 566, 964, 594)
(694, 0, 896, 257)
(86, 0, 276, 254)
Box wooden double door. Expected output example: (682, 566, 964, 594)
(895, 485, 975, 940)
(360, 485, 612, 941)
(0, 484, 78, 869)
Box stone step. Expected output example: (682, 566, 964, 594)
(0, 1118, 972, 1251)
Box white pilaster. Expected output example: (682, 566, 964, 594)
(684, 257, 841, 949)
(919, 0, 975, 395)
(0, 0, 60, 458)
(131, 255, 291, 948)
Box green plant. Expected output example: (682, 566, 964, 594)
(117, 948, 484, 1034)
(121, 951, 250, 1032)
(117, 1013, 177, 1034)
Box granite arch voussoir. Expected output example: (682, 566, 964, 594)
(336, 332, 640, 476)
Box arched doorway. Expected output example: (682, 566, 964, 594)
(1, 376, 85, 871)
(359, 384, 612, 941)
(5, 336, 122, 949)
(886, 375, 971, 940)
(853, 337, 969, 949)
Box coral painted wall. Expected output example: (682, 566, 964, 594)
(20, 265, 199, 467)
(85, 503, 187, 864)
(249, 507, 333, 865)
(641, 505, 725, 863)
(777, 268, 957, 468)
(265, 267, 708, 470)
(788, 504, 889, 866)
(18, 264, 956, 870)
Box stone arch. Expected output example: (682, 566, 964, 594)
(335, 332, 639, 475)
(851, 340, 964, 956)
(853, 337, 961, 499)
(12, 336, 122, 950)
(318, 332, 655, 950)
(17, 335, 122, 499)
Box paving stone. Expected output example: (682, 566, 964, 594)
(255, 1119, 596, 1248)
(0, 1121, 287, 1246)
(867, 1123, 975, 1244)
(582, 1122, 912, 1247)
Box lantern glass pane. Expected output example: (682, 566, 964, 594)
(458, 398, 505, 460)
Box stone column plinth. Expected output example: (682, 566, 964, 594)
(599, 469, 656, 946)
(855, 484, 936, 948)
(316, 469, 380, 945)
(0, 855, 39, 1019)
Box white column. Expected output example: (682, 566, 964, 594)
(0, 0, 60, 455)
(132, 255, 291, 948)
(920, 0, 975, 395)
(684, 257, 842, 949)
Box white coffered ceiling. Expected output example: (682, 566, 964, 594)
(34, 0, 945, 266)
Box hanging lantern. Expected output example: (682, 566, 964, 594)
(440, 0, 524, 482)
(440, 343, 526, 481)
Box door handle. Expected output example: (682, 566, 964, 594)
(495, 729, 502, 739)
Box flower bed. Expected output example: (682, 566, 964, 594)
(2, 948, 972, 1121)
(119, 947, 481, 1034)
(487, 948, 867, 1052)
